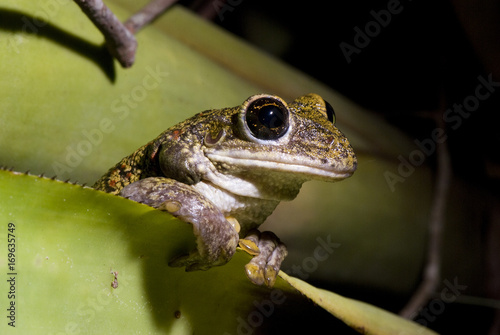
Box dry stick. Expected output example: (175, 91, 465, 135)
(73, 0, 137, 68)
(399, 115, 451, 318)
(74, 0, 178, 67)
(124, 0, 179, 34)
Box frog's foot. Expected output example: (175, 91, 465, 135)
(121, 177, 239, 271)
(239, 229, 287, 287)
(165, 201, 239, 271)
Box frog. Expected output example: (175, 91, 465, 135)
(93, 93, 357, 287)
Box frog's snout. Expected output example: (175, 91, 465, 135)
(331, 137, 357, 176)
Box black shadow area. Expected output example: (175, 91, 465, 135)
(0, 8, 115, 82)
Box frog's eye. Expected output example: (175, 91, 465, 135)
(324, 100, 336, 124)
(243, 96, 290, 141)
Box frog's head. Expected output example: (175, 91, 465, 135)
(158, 94, 356, 201)
(199, 93, 357, 201)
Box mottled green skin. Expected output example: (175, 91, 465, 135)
(93, 94, 357, 285)
(92, 139, 162, 195)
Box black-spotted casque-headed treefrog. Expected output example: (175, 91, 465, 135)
(93, 94, 357, 287)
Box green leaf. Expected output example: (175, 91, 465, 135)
(0, 169, 284, 333)
(0, 170, 436, 334)
(280, 272, 438, 335)
(0, 1, 439, 334)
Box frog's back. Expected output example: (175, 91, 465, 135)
(91, 108, 217, 195)
(93, 141, 162, 194)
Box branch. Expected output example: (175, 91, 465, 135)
(124, 0, 179, 34)
(73, 0, 137, 68)
(399, 114, 451, 318)
(74, 0, 179, 68)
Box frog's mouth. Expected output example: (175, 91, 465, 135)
(205, 150, 356, 181)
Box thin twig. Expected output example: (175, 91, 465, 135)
(74, 0, 178, 68)
(399, 114, 451, 318)
(124, 0, 179, 34)
(73, 0, 137, 68)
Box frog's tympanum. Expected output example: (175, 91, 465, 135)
(93, 94, 357, 287)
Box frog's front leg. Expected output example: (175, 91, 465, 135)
(120, 177, 240, 271)
(239, 229, 288, 287)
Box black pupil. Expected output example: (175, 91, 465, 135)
(246, 98, 289, 140)
(258, 105, 285, 129)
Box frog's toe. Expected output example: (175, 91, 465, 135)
(168, 252, 213, 271)
(168, 230, 238, 272)
(238, 229, 261, 255)
(169, 253, 197, 269)
(242, 230, 287, 287)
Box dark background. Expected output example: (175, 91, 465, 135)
(178, 0, 500, 334)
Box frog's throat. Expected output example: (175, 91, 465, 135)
(203, 169, 303, 201)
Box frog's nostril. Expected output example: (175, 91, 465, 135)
(327, 136, 335, 146)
